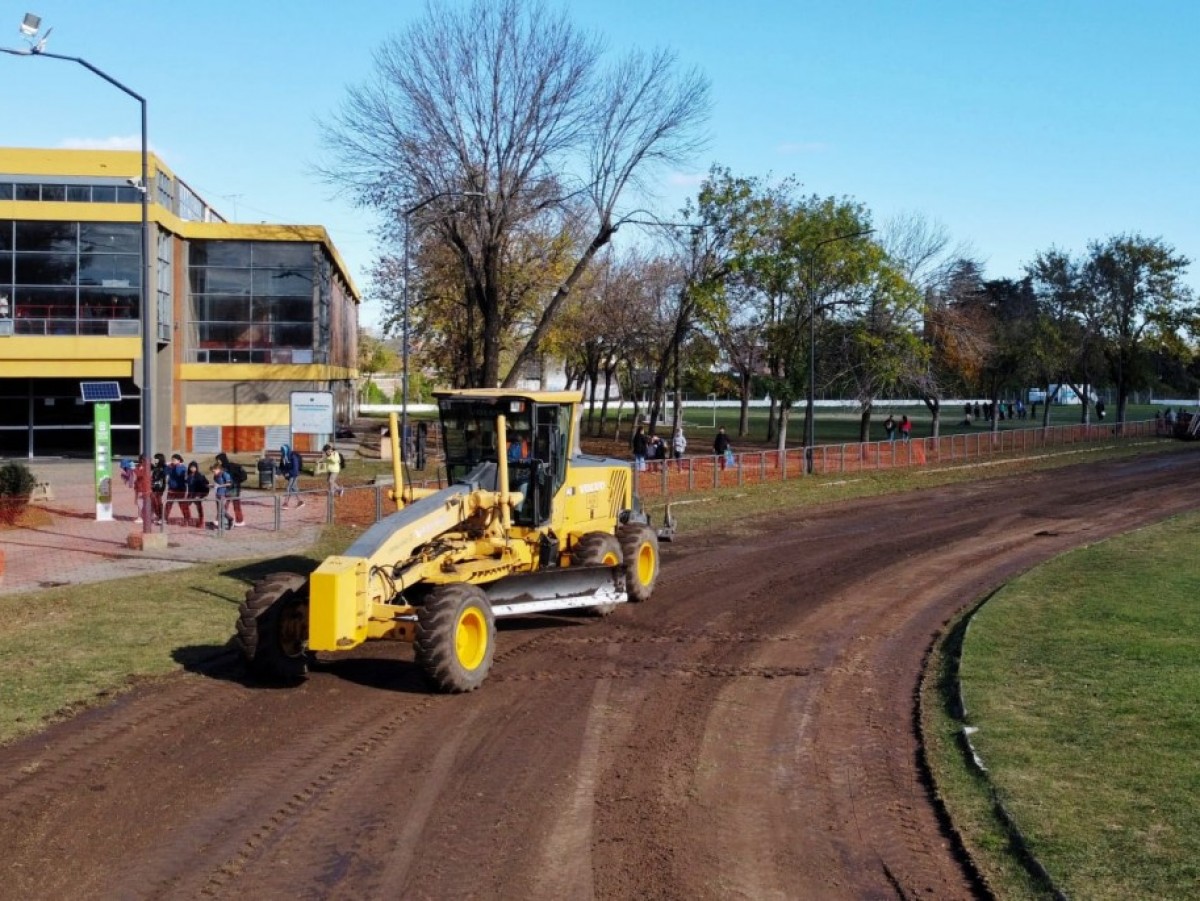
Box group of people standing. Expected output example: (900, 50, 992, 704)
(122, 451, 248, 529)
(631, 425, 689, 471)
(882, 415, 913, 442)
(120, 443, 338, 530)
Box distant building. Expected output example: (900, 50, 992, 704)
(0, 147, 359, 457)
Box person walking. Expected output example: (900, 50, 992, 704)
(899, 415, 912, 441)
(209, 461, 235, 530)
(280, 444, 304, 508)
(214, 452, 246, 526)
(323, 444, 343, 496)
(185, 461, 209, 527)
(883, 414, 896, 442)
(714, 426, 731, 469)
(123, 455, 149, 523)
(672, 427, 687, 460)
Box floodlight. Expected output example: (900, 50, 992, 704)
(19, 13, 40, 38)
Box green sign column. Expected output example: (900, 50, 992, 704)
(95, 402, 113, 522)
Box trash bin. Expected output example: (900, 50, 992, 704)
(256, 457, 276, 489)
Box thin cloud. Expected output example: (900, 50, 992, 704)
(666, 171, 706, 187)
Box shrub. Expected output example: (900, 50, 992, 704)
(0, 461, 37, 525)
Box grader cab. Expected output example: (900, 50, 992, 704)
(236, 390, 661, 692)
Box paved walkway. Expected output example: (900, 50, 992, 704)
(0, 459, 326, 595)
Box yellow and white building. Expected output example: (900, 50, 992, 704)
(0, 147, 359, 458)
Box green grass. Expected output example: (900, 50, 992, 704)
(926, 513, 1200, 900)
(0, 525, 359, 745)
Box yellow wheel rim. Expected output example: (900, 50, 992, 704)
(455, 606, 488, 671)
(636, 542, 655, 585)
(601, 551, 620, 566)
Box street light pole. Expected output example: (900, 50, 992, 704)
(3, 27, 153, 532)
(400, 190, 483, 462)
(804, 228, 875, 472)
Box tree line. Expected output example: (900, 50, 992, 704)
(328, 0, 1197, 442)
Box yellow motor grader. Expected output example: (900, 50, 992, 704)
(236, 389, 665, 692)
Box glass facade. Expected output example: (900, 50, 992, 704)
(0, 220, 142, 336)
(187, 240, 317, 363)
(0, 180, 142, 204)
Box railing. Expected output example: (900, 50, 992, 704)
(632, 419, 1161, 499)
(21, 419, 1167, 539)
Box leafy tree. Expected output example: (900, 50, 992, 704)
(357, 332, 399, 404)
(1084, 234, 1193, 423)
(324, 0, 709, 388)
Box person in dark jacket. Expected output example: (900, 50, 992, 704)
(150, 453, 167, 524)
(214, 452, 245, 526)
(185, 461, 209, 528)
(631, 426, 648, 471)
(713, 426, 732, 470)
(281, 444, 304, 508)
(163, 453, 190, 525)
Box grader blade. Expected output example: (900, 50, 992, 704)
(484, 565, 627, 617)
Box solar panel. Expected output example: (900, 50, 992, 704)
(80, 381, 122, 403)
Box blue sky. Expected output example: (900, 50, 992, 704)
(3, 1, 1197, 330)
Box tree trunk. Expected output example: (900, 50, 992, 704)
(858, 402, 872, 443)
(738, 370, 752, 437)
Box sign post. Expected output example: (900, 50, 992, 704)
(80, 382, 122, 522)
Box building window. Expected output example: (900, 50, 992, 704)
(1, 220, 141, 336)
(187, 240, 316, 362)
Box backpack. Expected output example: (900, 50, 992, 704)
(338, 451, 346, 469)
(228, 461, 248, 485)
(290, 451, 302, 474)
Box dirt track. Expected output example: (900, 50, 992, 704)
(2, 450, 1197, 899)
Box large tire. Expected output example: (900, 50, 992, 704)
(415, 584, 496, 693)
(572, 531, 623, 617)
(237, 572, 311, 681)
(617, 522, 659, 602)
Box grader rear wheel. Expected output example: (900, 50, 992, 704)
(416, 584, 496, 693)
(618, 522, 660, 602)
(237, 572, 311, 681)
(572, 531, 624, 616)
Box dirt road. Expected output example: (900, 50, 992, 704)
(2, 451, 1196, 899)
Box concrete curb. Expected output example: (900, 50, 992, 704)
(946, 592, 1069, 901)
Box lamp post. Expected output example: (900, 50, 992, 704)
(400, 190, 482, 462)
(804, 228, 875, 472)
(4, 16, 152, 532)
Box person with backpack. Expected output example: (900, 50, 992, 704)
(323, 444, 343, 496)
(280, 444, 304, 508)
(208, 460, 235, 531)
(185, 460, 209, 527)
(215, 452, 246, 526)
(163, 453, 190, 525)
(150, 453, 167, 524)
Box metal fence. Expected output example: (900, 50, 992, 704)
(631, 419, 1161, 499)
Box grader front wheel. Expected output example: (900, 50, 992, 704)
(237, 572, 311, 681)
(416, 584, 496, 693)
(618, 522, 660, 602)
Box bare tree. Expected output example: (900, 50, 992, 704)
(323, 0, 710, 388)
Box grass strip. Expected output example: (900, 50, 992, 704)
(929, 512, 1200, 900)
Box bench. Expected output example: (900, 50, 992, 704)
(30, 480, 54, 503)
